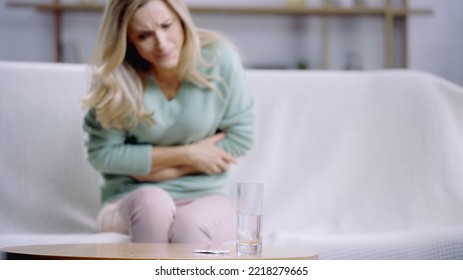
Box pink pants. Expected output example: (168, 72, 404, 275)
(97, 186, 236, 243)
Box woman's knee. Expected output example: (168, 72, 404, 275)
(170, 214, 211, 243)
(125, 186, 175, 219)
(169, 195, 236, 243)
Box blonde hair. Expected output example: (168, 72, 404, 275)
(82, 0, 232, 131)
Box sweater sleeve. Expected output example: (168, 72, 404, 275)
(83, 109, 152, 176)
(215, 44, 257, 157)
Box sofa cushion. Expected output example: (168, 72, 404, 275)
(266, 225, 463, 259)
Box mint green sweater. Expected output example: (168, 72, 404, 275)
(83, 43, 256, 203)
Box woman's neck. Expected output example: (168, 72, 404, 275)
(153, 68, 179, 86)
(153, 69, 181, 100)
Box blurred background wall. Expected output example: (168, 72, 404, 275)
(0, 0, 461, 86)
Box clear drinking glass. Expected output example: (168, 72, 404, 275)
(236, 183, 264, 255)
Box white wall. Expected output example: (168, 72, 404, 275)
(409, 0, 463, 87)
(1, 0, 462, 86)
(0, 0, 55, 62)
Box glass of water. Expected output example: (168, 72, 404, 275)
(236, 183, 264, 255)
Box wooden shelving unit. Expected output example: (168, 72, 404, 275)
(6, 0, 432, 67)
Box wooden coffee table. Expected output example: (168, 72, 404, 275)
(2, 243, 318, 260)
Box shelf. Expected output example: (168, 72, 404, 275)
(190, 6, 432, 17)
(7, 2, 100, 12)
(7, 1, 432, 16)
(6, 1, 432, 67)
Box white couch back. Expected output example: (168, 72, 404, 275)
(1, 61, 462, 238)
(229, 69, 463, 235)
(0, 62, 101, 234)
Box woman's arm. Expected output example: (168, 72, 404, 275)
(214, 43, 257, 158)
(83, 109, 152, 176)
(136, 133, 237, 182)
(84, 109, 236, 181)
(132, 165, 197, 182)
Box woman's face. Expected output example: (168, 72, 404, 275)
(128, 0, 185, 74)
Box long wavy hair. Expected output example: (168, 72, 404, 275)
(82, 0, 230, 131)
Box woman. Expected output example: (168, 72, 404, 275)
(82, 0, 256, 243)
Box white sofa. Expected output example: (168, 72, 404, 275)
(1, 61, 463, 259)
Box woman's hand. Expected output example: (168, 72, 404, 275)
(186, 133, 237, 175)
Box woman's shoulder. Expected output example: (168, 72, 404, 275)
(201, 40, 243, 73)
